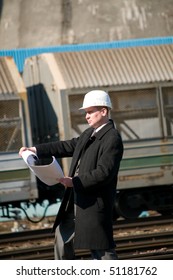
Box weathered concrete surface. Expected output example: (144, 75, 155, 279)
(0, 0, 173, 49)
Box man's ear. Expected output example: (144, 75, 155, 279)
(101, 107, 108, 116)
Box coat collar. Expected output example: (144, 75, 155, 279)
(94, 119, 115, 140)
(69, 120, 115, 176)
(80, 119, 114, 144)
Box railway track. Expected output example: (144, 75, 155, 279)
(1, 215, 173, 260)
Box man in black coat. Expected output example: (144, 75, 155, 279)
(19, 90, 123, 260)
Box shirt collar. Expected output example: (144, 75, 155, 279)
(94, 122, 109, 133)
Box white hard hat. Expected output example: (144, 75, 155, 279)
(79, 90, 112, 110)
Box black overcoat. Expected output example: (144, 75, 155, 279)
(36, 120, 123, 250)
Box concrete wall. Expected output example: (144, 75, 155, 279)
(0, 0, 173, 49)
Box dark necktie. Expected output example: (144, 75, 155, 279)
(74, 133, 96, 176)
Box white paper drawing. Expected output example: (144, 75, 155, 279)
(21, 150, 64, 186)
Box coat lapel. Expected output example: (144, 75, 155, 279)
(69, 129, 93, 176)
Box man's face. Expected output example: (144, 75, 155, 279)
(84, 106, 108, 128)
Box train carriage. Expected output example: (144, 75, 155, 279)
(0, 39, 173, 220)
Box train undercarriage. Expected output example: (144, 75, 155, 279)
(1, 183, 173, 222)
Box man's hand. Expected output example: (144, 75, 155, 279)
(59, 177, 73, 188)
(19, 146, 36, 157)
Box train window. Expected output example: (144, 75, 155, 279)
(0, 99, 23, 152)
(69, 94, 89, 136)
(109, 88, 161, 141)
(68, 87, 173, 140)
(162, 87, 173, 137)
